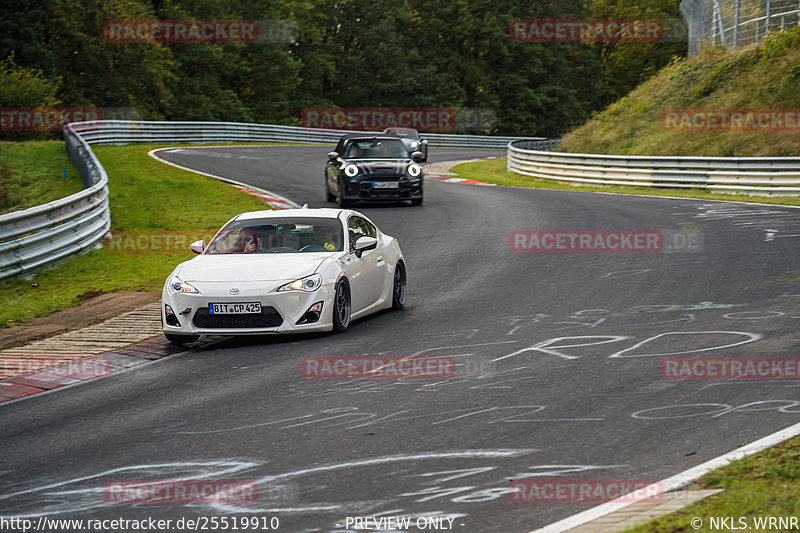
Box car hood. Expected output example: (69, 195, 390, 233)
(178, 253, 331, 282)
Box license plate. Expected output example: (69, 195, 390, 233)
(209, 302, 261, 314)
(373, 181, 399, 189)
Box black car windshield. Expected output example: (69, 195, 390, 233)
(345, 138, 409, 158)
(204, 217, 342, 254)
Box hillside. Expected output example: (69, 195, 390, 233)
(557, 27, 800, 157)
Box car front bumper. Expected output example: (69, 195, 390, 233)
(162, 280, 336, 335)
(342, 178, 423, 201)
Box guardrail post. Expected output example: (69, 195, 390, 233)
(766, 0, 773, 37)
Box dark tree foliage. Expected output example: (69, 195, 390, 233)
(0, 0, 685, 136)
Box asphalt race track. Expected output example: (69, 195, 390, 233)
(2, 145, 800, 532)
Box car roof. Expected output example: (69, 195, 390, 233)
(383, 127, 418, 132)
(338, 133, 402, 141)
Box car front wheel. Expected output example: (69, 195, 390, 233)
(325, 172, 336, 202)
(392, 261, 406, 310)
(332, 279, 351, 332)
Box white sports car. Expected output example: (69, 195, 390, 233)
(161, 207, 406, 345)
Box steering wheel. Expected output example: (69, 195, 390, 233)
(263, 247, 297, 253)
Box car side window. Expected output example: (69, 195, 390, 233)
(348, 216, 377, 251)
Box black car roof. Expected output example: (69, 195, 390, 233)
(338, 133, 402, 141)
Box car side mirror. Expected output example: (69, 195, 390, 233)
(190, 240, 206, 254)
(328, 151, 340, 161)
(421, 139, 428, 145)
(411, 151, 424, 162)
(354, 236, 378, 258)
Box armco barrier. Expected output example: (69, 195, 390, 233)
(75, 120, 552, 150)
(508, 140, 800, 196)
(0, 120, 553, 280)
(0, 124, 111, 280)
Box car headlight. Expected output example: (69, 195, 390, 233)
(169, 276, 200, 294)
(278, 273, 323, 292)
(408, 163, 422, 178)
(344, 164, 359, 178)
(409, 141, 419, 150)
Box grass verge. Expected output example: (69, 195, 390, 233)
(0, 141, 84, 215)
(451, 157, 800, 207)
(1, 143, 270, 326)
(557, 28, 800, 157)
(623, 435, 800, 532)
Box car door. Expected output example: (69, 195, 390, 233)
(341, 215, 385, 312)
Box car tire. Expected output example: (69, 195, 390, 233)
(325, 173, 336, 202)
(392, 261, 406, 310)
(411, 198, 423, 206)
(332, 279, 351, 333)
(165, 333, 199, 346)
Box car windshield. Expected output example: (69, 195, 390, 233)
(344, 138, 409, 159)
(204, 217, 342, 254)
(385, 129, 417, 140)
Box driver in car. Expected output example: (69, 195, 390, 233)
(243, 225, 275, 253)
(316, 226, 338, 251)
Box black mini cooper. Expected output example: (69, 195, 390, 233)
(325, 134, 424, 207)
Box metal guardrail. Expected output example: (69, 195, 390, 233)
(76, 120, 547, 150)
(0, 120, 552, 280)
(507, 140, 800, 195)
(0, 125, 111, 280)
(4, 118, 796, 282)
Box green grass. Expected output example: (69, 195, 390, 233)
(452, 157, 800, 207)
(0, 141, 85, 214)
(623, 436, 800, 532)
(1, 143, 270, 326)
(557, 28, 800, 157)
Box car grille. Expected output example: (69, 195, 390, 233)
(371, 167, 402, 176)
(192, 306, 283, 329)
